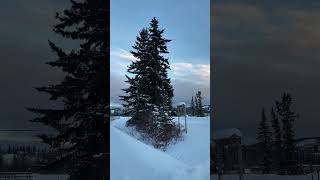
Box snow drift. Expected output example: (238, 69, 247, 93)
(110, 126, 185, 180)
(110, 116, 210, 180)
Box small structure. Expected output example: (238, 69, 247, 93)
(295, 137, 320, 174)
(110, 103, 124, 116)
(213, 128, 244, 180)
(176, 103, 187, 133)
(203, 105, 211, 116)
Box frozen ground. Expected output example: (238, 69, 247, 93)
(110, 116, 210, 180)
(211, 174, 317, 180)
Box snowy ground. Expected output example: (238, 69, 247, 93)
(33, 174, 69, 180)
(211, 174, 318, 180)
(0, 174, 69, 180)
(110, 116, 210, 180)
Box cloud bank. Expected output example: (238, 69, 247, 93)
(111, 48, 210, 106)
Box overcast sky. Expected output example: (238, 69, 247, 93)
(213, 0, 320, 142)
(110, 0, 210, 106)
(0, 0, 209, 142)
(0, 1, 72, 142)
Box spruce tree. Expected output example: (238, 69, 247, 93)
(26, 1, 108, 179)
(147, 17, 174, 115)
(121, 18, 179, 149)
(196, 91, 204, 117)
(190, 95, 195, 116)
(275, 92, 298, 174)
(195, 95, 199, 116)
(257, 107, 272, 173)
(120, 29, 151, 131)
(270, 107, 282, 172)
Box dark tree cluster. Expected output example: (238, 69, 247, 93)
(0, 144, 45, 155)
(0, 144, 54, 172)
(121, 18, 181, 149)
(256, 108, 272, 173)
(257, 92, 299, 175)
(190, 91, 205, 117)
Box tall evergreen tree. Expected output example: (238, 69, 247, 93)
(196, 91, 204, 117)
(270, 107, 283, 172)
(195, 94, 199, 116)
(190, 95, 196, 116)
(121, 18, 179, 149)
(275, 92, 298, 174)
(257, 107, 272, 173)
(147, 17, 174, 115)
(26, 1, 108, 179)
(120, 29, 151, 131)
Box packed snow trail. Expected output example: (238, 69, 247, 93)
(110, 116, 210, 180)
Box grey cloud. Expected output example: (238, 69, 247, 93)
(213, 1, 320, 139)
(0, 1, 70, 132)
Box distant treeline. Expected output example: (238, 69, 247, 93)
(0, 144, 62, 172)
(0, 144, 47, 154)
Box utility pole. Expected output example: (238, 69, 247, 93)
(184, 105, 187, 133)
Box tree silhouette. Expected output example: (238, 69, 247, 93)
(26, 1, 108, 179)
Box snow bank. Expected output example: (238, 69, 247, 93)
(111, 126, 186, 180)
(110, 102, 123, 108)
(110, 116, 130, 128)
(110, 116, 210, 180)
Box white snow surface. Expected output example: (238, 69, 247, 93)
(110, 102, 123, 108)
(110, 116, 210, 180)
(212, 174, 317, 180)
(167, 117, 210, 166)
(33, 174, 69, 180)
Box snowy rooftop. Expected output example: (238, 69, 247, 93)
(213, 128, 243, 140)
(296, 138, 320, 147)
(174, 102, 186, 106)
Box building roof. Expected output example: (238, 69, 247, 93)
(213, 128, 243, 140)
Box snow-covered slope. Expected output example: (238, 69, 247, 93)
(167, 117, 210, 166)
(110, 116, 210, 180)
(110, 126, 186, 180)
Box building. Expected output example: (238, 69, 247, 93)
(241, 136, 320, 174)
(110, 103, 124, 116)
(295, 137, 320, 165)
(212, 128, 244, 178)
